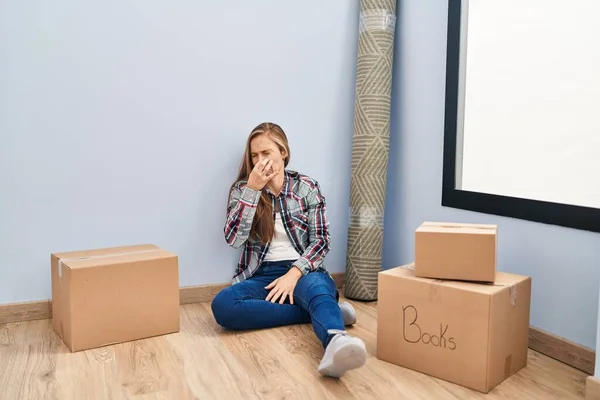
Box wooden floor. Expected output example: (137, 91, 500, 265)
(0, 299, 587, 399)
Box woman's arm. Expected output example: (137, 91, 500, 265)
(293, 181, 331, 275)
(223, 181, 261, 249)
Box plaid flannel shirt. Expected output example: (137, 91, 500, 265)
(224, 169, 331, 284)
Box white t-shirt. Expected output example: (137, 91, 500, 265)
(263, 213, 301, 262)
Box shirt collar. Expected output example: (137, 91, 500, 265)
(282, 170, 292, 196)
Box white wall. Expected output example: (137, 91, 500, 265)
(0, 0, 359, 304)
(459, 0, 600, 208)
(382, 0, 600, 349)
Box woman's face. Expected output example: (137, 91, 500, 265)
(250, 134, 287, 176)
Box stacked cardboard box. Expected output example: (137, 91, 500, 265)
(377, 222, 531, 393)
(413, 222, 497, 282)
(51, 244, 180, 352)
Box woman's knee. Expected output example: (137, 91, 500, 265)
(297, 271, 335, 291)
(211, 288, 237, 328)
(295, 272, 337, 304)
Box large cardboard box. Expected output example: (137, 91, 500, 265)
(377, 264, 531, 393)
(51, 244, 180, 352)
(415, 221, 497, 282)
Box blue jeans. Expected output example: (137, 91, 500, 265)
(211, 260, 344, 348)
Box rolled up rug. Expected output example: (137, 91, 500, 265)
(344, 0, 396, 301)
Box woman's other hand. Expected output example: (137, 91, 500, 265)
(265, 267, 303, 304)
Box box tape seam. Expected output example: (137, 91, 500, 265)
(421, 222, 497, 230)
(509, 285, 517, 307)
(57, 248, 163, 278)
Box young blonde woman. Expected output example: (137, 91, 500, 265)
(211, 122, 367, 378)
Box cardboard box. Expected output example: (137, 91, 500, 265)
(415, 221, 497, 282)
(377, 264, 531, 393)
(51, 244, 180, 352)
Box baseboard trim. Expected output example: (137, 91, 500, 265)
(0, 300, 52, 324)
(529, 326, 595, 375)
(0, 272, 346, 324)
(0, 271, 595, 376)
(180, 282, 230, 305)
(587, 376, 600, 400)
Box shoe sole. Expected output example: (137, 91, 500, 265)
(317, 341, 367, 378)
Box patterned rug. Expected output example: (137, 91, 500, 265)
(344, 0, 397, 301)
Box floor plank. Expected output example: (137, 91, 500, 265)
(0, 299, 587, 399)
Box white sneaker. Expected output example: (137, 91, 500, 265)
(339, 301, 357, 326)
(317, 330, 367, 378)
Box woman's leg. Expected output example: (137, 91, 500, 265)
(293, 271, 367, 378)
(292, 271, 345, 347)
(211, 264, 311, 331)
